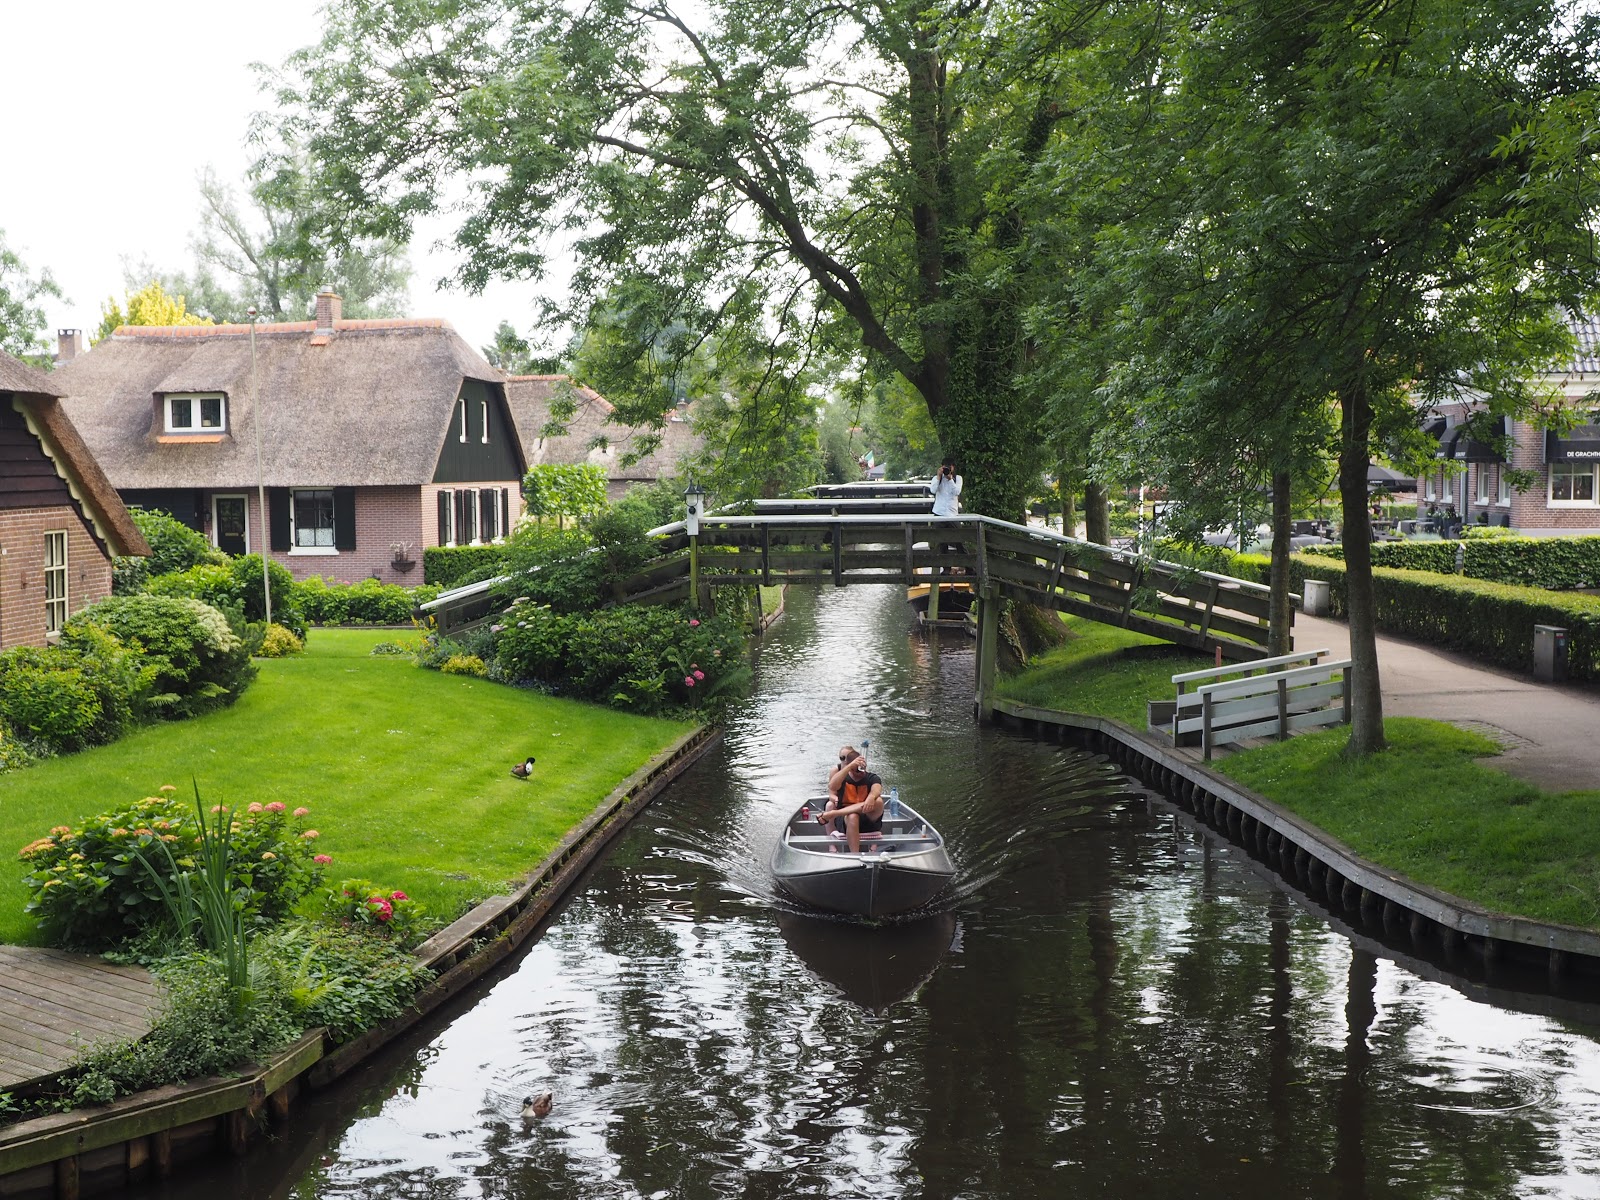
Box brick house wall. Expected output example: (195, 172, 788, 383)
(420, 481, 524, 550)
(0, 504, 114, 649)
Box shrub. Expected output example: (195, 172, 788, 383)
(19, 790, 329, 950)
(0, 724, 35, 774)
(439, 653, 487, 677)
(255, 920, 433, 1042)
(322, 879, 429, 948)
(145, 557, 307, 638)
(0, 654, 101, 752)
(492, 603, 750, 713)
(57, 621, 158, 742)
(257, 624, 305, 657)
(112, 508, 226, 595)
(370, 639, 416, 656)
(295, 576, 438, 625)
(66, 595, 258, 719)
(424, 545, 510, 589)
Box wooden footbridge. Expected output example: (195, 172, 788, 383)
(421, 482, 1287, 719)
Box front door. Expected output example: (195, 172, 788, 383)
(214, 495, 248, 556)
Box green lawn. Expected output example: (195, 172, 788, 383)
(999, 625, 1600, 928)
(996, 615, 1207, 727)
(0, 629, 692, 945)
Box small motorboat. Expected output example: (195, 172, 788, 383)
(906, 575, 975, 627)
(771, 798, 956, 919)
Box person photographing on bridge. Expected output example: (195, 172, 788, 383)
(820, 745, 885, 854)
(928, 457, 965, 569)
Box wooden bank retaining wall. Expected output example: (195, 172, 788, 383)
(0, 723, 721, 1200)
(993, 699, 1600, 989)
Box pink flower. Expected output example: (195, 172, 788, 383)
(693, 669, 705, 681)
(50, 826, 72, 837)
(684, 675, 695, 687)
(390, 890, 408, 901)
(247, 803, 264, 814)
(689, 618, 700, 626)
(209, 805, 227, 814)
(300, 829, 320, 839)
(313, 854, 332, 864)
(265, 802, 286, 813)
(293, 807, 310, 818)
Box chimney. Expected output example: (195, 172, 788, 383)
(314, 291, 343, 332)
(57, 329, 82, 363)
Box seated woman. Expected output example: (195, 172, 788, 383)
(820, 745, 885, 853)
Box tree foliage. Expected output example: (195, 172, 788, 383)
(522, 463, 609, 526)
(95, 281, 214, 343)
(0, 230, 64, 367)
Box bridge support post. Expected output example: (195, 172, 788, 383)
(975, 583, 998, 722)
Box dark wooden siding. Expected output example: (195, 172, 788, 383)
(119, 488, 206, 531)
(0, 398, 72, 511)
(432, 380, 525, 484)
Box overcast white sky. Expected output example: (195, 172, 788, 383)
(2, 0, 543, 354)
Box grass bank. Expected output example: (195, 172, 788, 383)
(0, 629, 692, 945)
(1002, 622, 1600, 928)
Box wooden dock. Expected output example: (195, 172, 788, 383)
(0, 947, 165, 1091)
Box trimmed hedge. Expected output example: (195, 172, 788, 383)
(1305, 535, 1600, 590)
(424, 545, 509, 589)
(295, 577, 440, 625)
(1207, 549, 1600, 681)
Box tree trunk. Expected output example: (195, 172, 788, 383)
(1338, 378, 1386, 755)
(1268, 469, 1293, 656)
(1059, 464, 1077, 537)
(1084, 482, 1110, 546)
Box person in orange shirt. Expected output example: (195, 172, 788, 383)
(819, 745, 885, 853)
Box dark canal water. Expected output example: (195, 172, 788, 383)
(140, 587, 1600, 1199)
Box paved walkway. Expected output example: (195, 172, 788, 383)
(0, 946, 165, 1090)
(1294, 613, 1600, 794)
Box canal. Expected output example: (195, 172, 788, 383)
(141, 586, 1600, 1199)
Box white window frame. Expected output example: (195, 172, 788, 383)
(458, 398, 468, 443)
(1548, 461, 1599, 506)
(163, 392, 227, 434)
(480, 399, 489, 444)
(1497, 467, 1512, 506)
(44, 530, 68, 634)
(1475, 465, 1491, 505)
(288, 488, 339, 554)
(211, 494, 250, 554)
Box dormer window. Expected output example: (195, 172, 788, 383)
(165, 393, 226, 434)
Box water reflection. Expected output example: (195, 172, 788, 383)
(136, 586, 1600, 1200)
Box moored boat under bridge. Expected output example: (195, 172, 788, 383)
(419, 484, 1289, 719)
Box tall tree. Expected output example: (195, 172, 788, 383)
(269, 0, 1115, 517)
(95, 280, 214, 343)
(0, 230, 64, 367)
(1075, 0, 1600, 754)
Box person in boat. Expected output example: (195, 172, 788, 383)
(820, 746, 885, 853)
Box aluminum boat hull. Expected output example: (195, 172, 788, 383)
(771, 800, 955, 919)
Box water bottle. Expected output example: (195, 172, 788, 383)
(888, 788, 902, 820)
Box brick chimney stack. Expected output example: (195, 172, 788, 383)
(56, 329, 82, 363)
(314, 291, 343, 332)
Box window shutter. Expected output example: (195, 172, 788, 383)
(268, 488, 291, 552)
(333, 488, 357, 550)
(500, 487, 510, 537)
(480, 489, 496, 541)
(455, 490, 467, 543)
(437, 490, 453, 546)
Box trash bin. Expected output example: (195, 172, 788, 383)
(1534, 625, 1569, 683)
(1302, 578, 1331, 617)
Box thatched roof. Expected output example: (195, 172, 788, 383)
(0, 349, 149, 557)
(55, 320, 512, 489)
(504, 375, 702, 483)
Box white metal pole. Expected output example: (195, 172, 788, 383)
(249, 309, 273, 627)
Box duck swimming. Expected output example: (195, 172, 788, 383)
(521, 1092, 553, 1125)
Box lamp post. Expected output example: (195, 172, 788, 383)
(684, 481, 706, 608)
(249, 308, 273, 627)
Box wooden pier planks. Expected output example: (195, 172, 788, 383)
(0, 947, 166, 1091)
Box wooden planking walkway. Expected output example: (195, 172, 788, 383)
(0, 947, 166, 1091)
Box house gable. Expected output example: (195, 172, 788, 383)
(432, 378, 526, 484)
(0, 401, 73, 511)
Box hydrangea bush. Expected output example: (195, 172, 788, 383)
(324, 878, 427, 946)
(19, 789, 329, 950)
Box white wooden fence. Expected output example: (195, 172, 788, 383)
(1171, 650, 1352, 760)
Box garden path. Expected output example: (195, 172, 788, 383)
(1294, 612, 1600, 794)
(0, 947, 165, 1091)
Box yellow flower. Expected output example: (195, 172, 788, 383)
(159, 785, 177, 794)
(261, 852, 277, 861)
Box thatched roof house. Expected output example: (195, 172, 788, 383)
(504, 375, 702, 501)
(1, 349, 149, 648)
(55, 293, 527, 583)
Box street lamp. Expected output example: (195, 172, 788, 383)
(249, 307, 273, 627)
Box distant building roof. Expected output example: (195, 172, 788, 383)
(1562, 313, 1600, 374)
(54, 320, 508, 490)
(503, 375, 702, 481)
